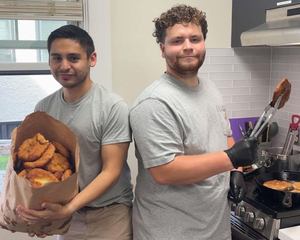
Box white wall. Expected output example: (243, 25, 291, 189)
(88, 0, 112, 91)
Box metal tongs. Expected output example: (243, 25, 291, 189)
(250, 95, 282, 138)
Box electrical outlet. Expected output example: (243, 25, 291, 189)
(295, 128, 300, 146)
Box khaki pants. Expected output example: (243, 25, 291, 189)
(57, 204, 132, 240)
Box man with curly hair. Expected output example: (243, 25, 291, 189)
(130, 4, 259, 240)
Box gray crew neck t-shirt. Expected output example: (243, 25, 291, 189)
(130, 73, 232, 240)
(35, 82, 133, 207)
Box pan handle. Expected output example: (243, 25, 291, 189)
(282, 192, 292, 208)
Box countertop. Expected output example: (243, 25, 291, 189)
(279, 225, 300, 240)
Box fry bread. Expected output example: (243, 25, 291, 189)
(271, 78, 291, 109)
(16, 133, 74, 186)
(293, 182, 300, 191)
(36, 133, 49, 144)
(291, 189, 300, 193)
(26, 168, 58, 188)
(45, 153, 71, 173)
(23, 144, 55, 168)
(263, 180, 293, 191)
(17, 169, 27, 178)
(18, 133, 49, 162)
(52, 141, 70, 159)
(53, 171, 64, 181)
(61, 169, 73, 181)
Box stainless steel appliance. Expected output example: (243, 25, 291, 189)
(230, 168, 300, 240)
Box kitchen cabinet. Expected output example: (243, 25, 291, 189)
(231, 0, 300, 47)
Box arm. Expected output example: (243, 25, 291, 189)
(63, 142, 129, 213)
(16, 142, 129, 223)
(149, 134, 256, 185)
(149, 151, 233, 185)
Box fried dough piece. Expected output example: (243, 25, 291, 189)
(51, 141, 70, 159)
(26, 168, 58, 188)
(61, 169, 73, 181)
(54, 171, 64, 181)
(23, 144, 55, 169)
(263, 180, 293, 191)
(291, 189, 300, 193)
(45, 153, 71, 173)
(18, 133, 49, 162)
(293, 182, 300, 191)
(36, 133, 48, 144)
(17, 169, 27, 178)
(271, 78, 291, 109)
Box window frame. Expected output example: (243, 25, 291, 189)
(0, 0, 86, 72)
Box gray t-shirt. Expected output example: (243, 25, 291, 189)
(130, 73, 232, 240)
(35, 82, 133, 207)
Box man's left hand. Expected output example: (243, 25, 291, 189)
(228, 171, 246, 203)
(16, 202, 69, 225)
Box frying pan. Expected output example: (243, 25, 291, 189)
(254, 171, 300, 208)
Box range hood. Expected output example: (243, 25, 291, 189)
(241, 4, 300, 46)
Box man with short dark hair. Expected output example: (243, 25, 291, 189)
(17, 24, 133, 240)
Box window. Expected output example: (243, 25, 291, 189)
(0, 19, 69, 63)
(0, 0, 86, 192)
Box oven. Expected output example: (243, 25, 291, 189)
(230, 167, 300, 240)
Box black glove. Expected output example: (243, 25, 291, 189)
(224, 137, 259, 169)
(228, 171, 246, 203)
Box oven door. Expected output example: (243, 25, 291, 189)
(231, 214, 268, 240)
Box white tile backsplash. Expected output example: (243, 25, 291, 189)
(234, 79, 270, 87)
(252, 55, 271, 63)
(251, 71, 270, 79)
(250, 86, 270, 94)
(210, 55, 252, 64)
(210, 72, 251, 80)
(205, 48, 234, 56)
(199, 47, 300, 147)
(234, 63, 271, 72)
(271, 47, 300, 147)
(219, 87, 249, 96)
(200, 64, 233, 73)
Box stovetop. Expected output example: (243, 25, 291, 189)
(243, 168, 300, 227)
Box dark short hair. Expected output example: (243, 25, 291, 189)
(153, 4, 208, 44)
(47, 25, 95, 58)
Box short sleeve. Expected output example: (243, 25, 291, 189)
(102, 100, 132, 145)
(216, 105, 232, 137)
(130, 98, 184, 168)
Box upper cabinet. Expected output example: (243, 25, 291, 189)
(231, 0, 300, 47)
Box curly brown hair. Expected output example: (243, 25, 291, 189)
(153, 4, 208, 44)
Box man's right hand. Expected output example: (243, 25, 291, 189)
(224, 137, 259, 169)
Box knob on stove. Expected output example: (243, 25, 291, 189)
(234, 206, 246, 217)
(230, 202, 236, 211)
(253, 217, 265, 230)
(244, 211, 255, 223)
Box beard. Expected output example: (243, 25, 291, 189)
(166, 53, 205, 76)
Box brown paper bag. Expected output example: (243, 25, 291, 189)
(0, 111, 80, 235)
